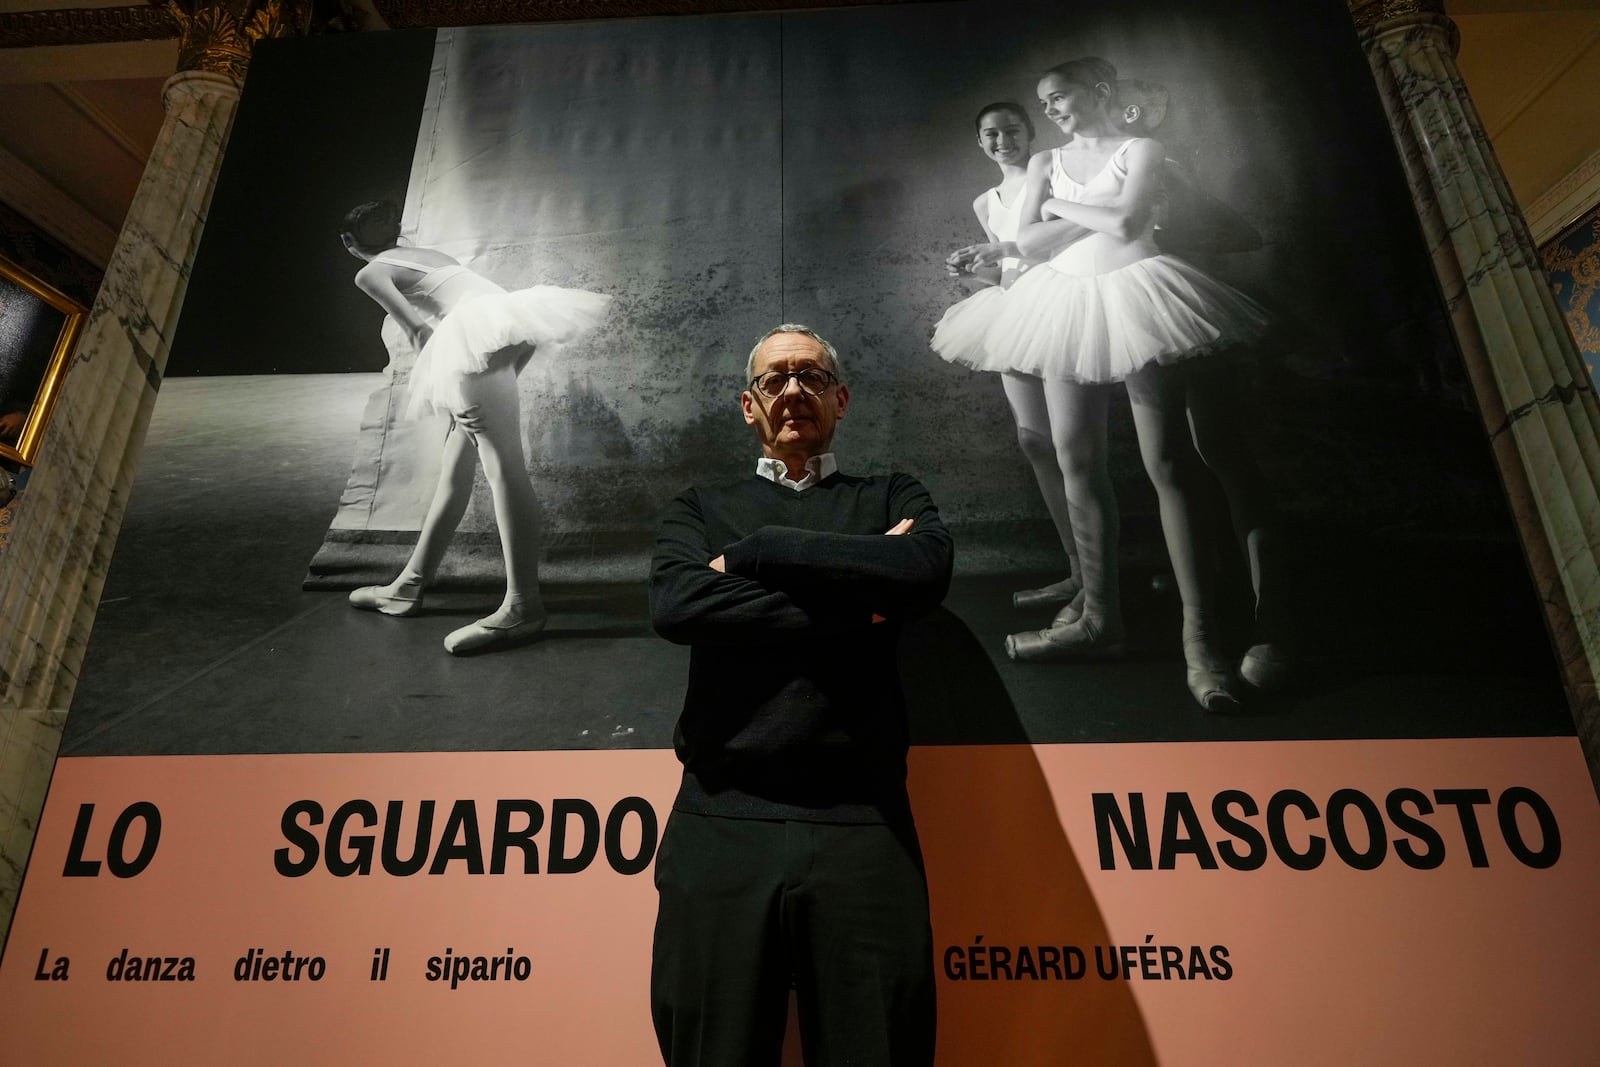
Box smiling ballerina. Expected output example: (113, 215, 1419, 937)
(938, 101, 1082, 611)
(935, 58, 1268, 712)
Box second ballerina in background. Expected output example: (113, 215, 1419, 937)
(933, 58, 1269, 712)
(340, 200, 613, 655)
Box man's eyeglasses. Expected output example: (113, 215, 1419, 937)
(750, 368, 838, 398)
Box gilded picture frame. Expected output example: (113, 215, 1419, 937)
(1539, 197, 1600, 391)
(0, 252, 86, 467)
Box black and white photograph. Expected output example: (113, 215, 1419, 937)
(61, 0, 1567, 759)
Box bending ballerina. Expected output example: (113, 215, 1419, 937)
(339, 200, 612, 654)
(933, 59, 1268, 712)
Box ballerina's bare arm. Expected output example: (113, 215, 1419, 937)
(1035, 137, 1164, 242)
(354, 259, 434, 346)
(1015, 149, 1093, 259)
(945, 192, 1009, 282)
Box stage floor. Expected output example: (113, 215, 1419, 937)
(62, 374, 1570, 756)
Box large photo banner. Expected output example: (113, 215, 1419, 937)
(3, 1, 1598, 1063)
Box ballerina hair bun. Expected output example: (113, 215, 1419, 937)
(341, 200, 402, 254)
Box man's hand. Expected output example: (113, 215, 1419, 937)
(708, 520, 908, 575)
(871, 519, 915, 620)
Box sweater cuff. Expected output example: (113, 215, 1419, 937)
(721, 530, 762, 579)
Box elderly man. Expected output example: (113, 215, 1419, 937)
(647, 324, 953, 1066)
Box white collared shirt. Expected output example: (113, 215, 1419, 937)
(755, 452, 838, 492)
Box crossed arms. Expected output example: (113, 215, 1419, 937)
(648, 475, 954, 646)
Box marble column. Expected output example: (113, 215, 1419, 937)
(0, 70, 239, 942)
(1354, 0, 1600, 785)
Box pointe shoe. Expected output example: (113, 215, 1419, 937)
(1183, 632, 1243, 714)
(1005, 610, 1125, 662)
(1052, 587, 1086, 626)
(1240, 642, 1294, 694)
(443, 614, 547, 655)
(1013, 575, 1083, 611)
(349, 585, 423, 617)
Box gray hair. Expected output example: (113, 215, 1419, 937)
(744, 323, 844, 383)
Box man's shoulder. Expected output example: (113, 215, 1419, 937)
(828, 471, 931, 492)
(662, 475, 767, 514)
(677, 473, 765, 498)
(675, 471, 908, 488)
(669, 471, 931, 499)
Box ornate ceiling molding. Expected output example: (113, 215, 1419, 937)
(0, 0, 929, 47)
(166, 1, 361, 79)
(1526, 147, 1600, 245)
(370, 0, 930, 28)
(1348, 0, 1448, 31)
(0, 144, 118, 268)
(0, 6, 177, 49)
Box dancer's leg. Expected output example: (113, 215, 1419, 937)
(1127, 363, 1240, 712)
(1185, 359, 1294, 690)
(1006, 380, 1123, 660)
(443, 362, 547, 653)
(349, 421, 475, 616)
(1001, 372, 1081, 609)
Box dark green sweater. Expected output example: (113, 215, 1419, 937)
(649, 471, 953, 824)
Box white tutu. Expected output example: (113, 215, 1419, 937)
(930, 285, 1015, 374)
(934, 254, 1267, 383)
(406, 285, 613, 418)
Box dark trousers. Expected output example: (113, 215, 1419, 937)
(650, 810, 936, 1067)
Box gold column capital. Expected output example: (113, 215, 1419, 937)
(1349, 0, 1458, 54)
(166, 1, 360, 81)
(1348, 0, 1446, 26)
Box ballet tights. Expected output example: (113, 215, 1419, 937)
(1043, 379, 1119, 631)
(1009, 366, 1240, 710)
(1182, 358, 1291, 654)
(1002, 371, 1080, 584)
(390, 361, 546, 628)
